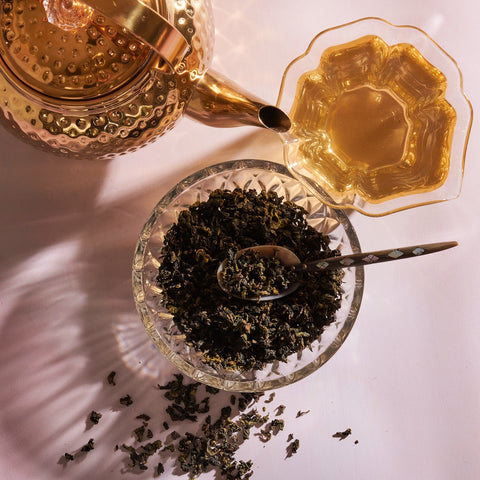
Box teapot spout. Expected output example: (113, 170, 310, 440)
(186, 70, 291, 133)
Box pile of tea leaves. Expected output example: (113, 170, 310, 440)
(157, 188, 344, 370)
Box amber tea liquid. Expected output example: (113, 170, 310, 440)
(289, 35, 456, 203)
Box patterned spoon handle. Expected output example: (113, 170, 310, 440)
(302, 241, 458, 272)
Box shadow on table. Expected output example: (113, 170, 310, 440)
(0, 125, 278, 479)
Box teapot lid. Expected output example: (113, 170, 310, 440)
(0, 0, 189, 100)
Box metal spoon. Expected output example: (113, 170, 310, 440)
(217, 241, 458, 301)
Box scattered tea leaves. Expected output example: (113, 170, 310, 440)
(176, 407, 269, 479)
(61, 371, 320, 477)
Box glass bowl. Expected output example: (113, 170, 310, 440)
(132, 159, 364, 391)
(277, 17, 473, 216)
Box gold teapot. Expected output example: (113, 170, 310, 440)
(0, 0, 290, 158)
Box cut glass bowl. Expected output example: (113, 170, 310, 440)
(132, 159, 364, 391)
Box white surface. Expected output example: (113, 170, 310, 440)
(1, 1, 479, 479)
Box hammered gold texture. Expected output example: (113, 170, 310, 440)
(0, 0, 215, 158)
(1, 0, 152, 98)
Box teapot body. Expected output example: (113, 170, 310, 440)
(0, 0, 214, 158)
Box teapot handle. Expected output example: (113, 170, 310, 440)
(80, 0, 190, 71)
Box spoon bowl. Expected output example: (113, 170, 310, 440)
(217, 245, 303, 301)
(218, 241, 458, 301)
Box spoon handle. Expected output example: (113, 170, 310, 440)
(302, 241, 458, 272)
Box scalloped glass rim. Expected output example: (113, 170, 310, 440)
(132, 159, 364, 391)
(277, 17, 473, 217)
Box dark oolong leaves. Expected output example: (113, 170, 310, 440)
(157, 188, 344, 371)
(221, 249, 298, 299)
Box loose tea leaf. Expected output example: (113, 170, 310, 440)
(286, 438, 300, 457)
(80, 438, 95, 453)
(206, 386, 220, 395)
(107, 371, 116, 386)
(120, 394, 133, 407)
(134, 424, 147, 442)
(157, 188, 343, 371)
(155, 462, 165, 476)
(89, 411, 102, 425)
(136, 413, 151, 421)
(275, 405, 286, 416)
(296, 410, 310, 418)
(332, 428, 352, 440)
(264, 393, 275, 404)
(270, 419, 285, 434)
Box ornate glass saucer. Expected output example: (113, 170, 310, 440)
(277, 17, 473, 216)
